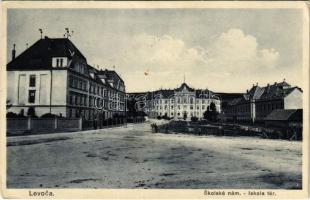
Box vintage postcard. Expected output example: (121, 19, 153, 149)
(0, 1, 309, 199)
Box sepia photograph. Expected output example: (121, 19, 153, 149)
(0, 1, 309, 199)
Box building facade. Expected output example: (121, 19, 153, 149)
(7, 37, 126, 120)
(128, 82, 221, 120)
(225, 81, 302, 123)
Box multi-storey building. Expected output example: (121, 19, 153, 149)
(7, 36, 126, 120)
(225, 80, 302, 123)
(128, 82, 221, 120)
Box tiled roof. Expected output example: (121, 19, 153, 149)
(7, 37, 86, 70)
(97, 69, 124, 84)
(260, 84, 300, 100)
(248, 86, 265, 100)
(264, 109, 302, 121)
(230, 81, 302, 105)
(154, 89, 175, 98)
(195, 89, 214, 98)
(228, 97, 244, 106)
(215, 93, 244, 101)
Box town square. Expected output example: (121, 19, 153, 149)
(3, 4, 306, 192)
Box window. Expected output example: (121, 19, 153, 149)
(60, 59, 63, 67)
(73, 79, 77, 88)
(69, 95, 73, 105)
(29, 75, 36, 87)
(72, 95, 76, 105)
(69, 77, 73, 87)
(81, 96, 84, 106)
(28, 90, 36, 103)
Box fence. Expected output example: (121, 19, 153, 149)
(7, 118, 82, 136)
(7, 116, 145, 136)
(82, 118, 127, 130)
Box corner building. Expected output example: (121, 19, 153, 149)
(7, 37, 126, 120)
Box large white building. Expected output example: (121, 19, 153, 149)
(129, 82, 221, 120)
(7, 37, 126, 120)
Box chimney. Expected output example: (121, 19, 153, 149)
(12, 43, 16, 61)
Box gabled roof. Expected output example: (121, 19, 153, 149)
(247, 85, 265, 100)
(283, 87, 302, 96)
(277, 81, 291, 88)
(265, 109, 302, 121)
(7, 37, 86, 70)
(175, 83, 195, 92)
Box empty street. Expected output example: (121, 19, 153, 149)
(7, 121, 302, 189)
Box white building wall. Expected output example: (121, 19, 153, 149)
(7, 70, 68, 117)
(7, 71, 17, 105)
(51, 70, 67, 105)
(284, 89, 303, 109)
(7, 70, 52, 106)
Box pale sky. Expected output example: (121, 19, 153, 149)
(7, 8, 304, 93)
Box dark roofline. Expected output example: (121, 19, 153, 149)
(7, 39, 40, 66)
(97, 69, 124, 84)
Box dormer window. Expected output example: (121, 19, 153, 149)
(52, 57, 67, 67)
